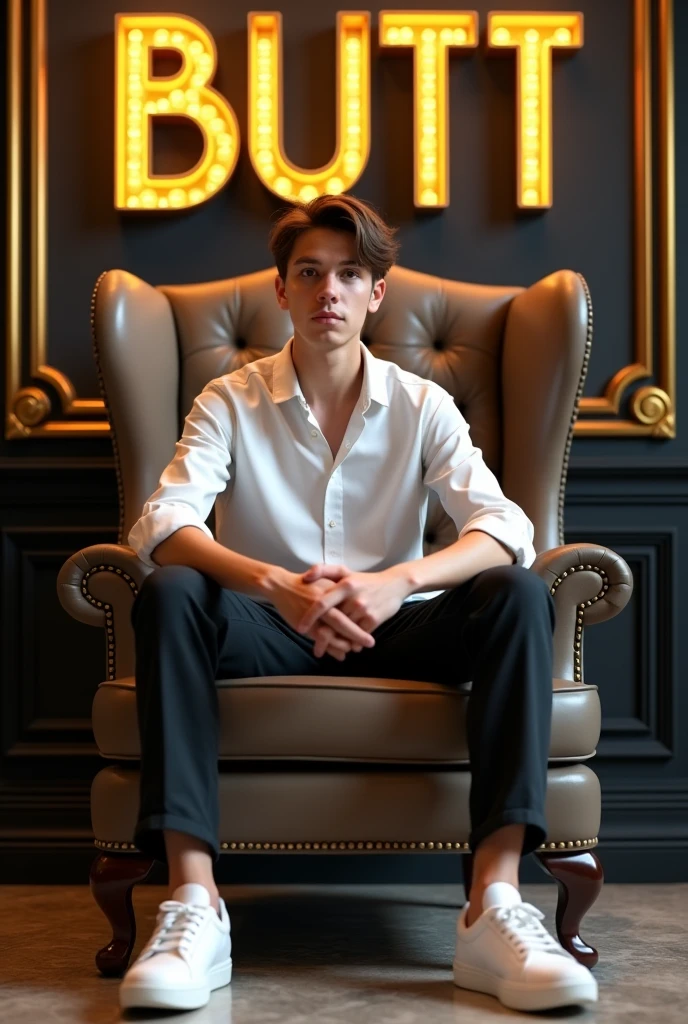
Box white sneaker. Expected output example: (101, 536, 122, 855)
(452, 881, 598, 1012)
(119, 882, 232, 1011)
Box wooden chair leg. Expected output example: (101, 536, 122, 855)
(536, 848, 604, 968)
(89, 851, 156, 977)
(462, 852, 474, 904)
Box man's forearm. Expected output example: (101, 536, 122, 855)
(389, 529, 516, 595)
(151, 526, 290, 599)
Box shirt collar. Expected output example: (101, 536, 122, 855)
(272, 335, 389, 408)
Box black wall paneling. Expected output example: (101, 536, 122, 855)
(1, 0, 686, 882)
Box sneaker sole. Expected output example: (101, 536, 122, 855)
(119, 958, 232, 1010)
(452, 960, 598, 1012)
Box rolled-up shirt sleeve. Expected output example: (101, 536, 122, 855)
(422, 391, 536, 568)
(128, 382, 234, 568)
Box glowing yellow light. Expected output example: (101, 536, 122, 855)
(248, 12, 370, 203)
(115, 13, 240, 211)
(379, 10, 478, 208)
(487, 12, 583, 209)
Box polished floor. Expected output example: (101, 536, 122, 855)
(1, 880, 686, 1022)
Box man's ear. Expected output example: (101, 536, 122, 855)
(275, 273, 288, 309)
(369, 276, 386, 312)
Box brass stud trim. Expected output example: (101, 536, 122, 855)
(90, 270, 126, 543)
(80, 564, 140, 681)
(94, 836, 599, 854)
(548, 563, 610, 682)
(557, 272, 593, 545)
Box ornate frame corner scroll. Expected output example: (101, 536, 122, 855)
(6, 0, 109, 438)
(4, 0, 676, 438)
(576, 0, 675, 437)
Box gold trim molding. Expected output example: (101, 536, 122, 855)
(5, 0, 675, 438)
(6, 0, 110, 437)
(576, 0, 675, 436)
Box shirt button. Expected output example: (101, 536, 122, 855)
(310, 428, 318, 437)
(345, 441, 351, 448)
(328, 520, 336, 528)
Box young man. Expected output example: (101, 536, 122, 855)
(121, 195, 598, 1013)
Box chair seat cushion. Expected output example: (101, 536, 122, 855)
(91, 762, 602, 852)
(92, 674, 600, 763)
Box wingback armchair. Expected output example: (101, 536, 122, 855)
(57, 263, 632, 978)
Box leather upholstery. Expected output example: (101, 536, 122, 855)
(93, 264, 591, 555)
(93, 675, 601, 764)
(55, 262, 636, 855)
(91, 764, 602, 851)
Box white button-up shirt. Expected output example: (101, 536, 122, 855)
(128, 336, 536, 606)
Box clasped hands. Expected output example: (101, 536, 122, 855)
(272, 563, 412, 661)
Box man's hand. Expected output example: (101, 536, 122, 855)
(296, 564, 413, 653)
(265, 570, 376, 661)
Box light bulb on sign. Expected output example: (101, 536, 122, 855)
(247, 11, 371, 205)
(379, 10, 478, 208)
(487, 11, 583, 209)
(114, 13, 240, 211)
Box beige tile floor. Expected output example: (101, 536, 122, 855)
(0, 881, 686, 1023)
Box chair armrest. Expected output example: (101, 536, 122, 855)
(530, 543, 633, 683)
(57, 543, 154, 680)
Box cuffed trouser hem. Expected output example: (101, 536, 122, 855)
(468, 808, 548, 858)
(134, 813, 221, 867)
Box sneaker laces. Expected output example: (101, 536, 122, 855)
(138, 900, 207, 963)
(490, 902, 572, 960)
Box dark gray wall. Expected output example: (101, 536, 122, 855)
(1, 0, 686, 883)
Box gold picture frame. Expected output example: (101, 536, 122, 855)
(4, 0, 675, 438)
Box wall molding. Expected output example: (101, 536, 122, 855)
(1, 525, 117, 778)
(563, 529, 676, 761)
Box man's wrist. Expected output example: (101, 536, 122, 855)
(255, 563, 293, 598)
(383, 561, 420, 598)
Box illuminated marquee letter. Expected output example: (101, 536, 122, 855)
(379, 11, 478, 208)
(488, 11, 583, 209)
(115, 14, 240, 210)
(248, 11, 370, 203)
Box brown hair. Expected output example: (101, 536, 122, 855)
(268, 194, 401, 288)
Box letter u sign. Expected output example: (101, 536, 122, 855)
(115, 11, 583, 212)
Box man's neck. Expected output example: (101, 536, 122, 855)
(291, 334, 365, 413)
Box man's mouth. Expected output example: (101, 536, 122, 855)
(312, 313, 343, 323)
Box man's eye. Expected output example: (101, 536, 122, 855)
(299, 268, 359, 278)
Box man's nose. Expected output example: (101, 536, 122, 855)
(317, 274, 340, 299)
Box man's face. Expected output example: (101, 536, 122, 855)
(275, 226, 385, 348)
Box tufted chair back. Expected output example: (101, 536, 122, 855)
(91, 263, 591, 559)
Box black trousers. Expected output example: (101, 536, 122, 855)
(130, 562, 555, 867)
